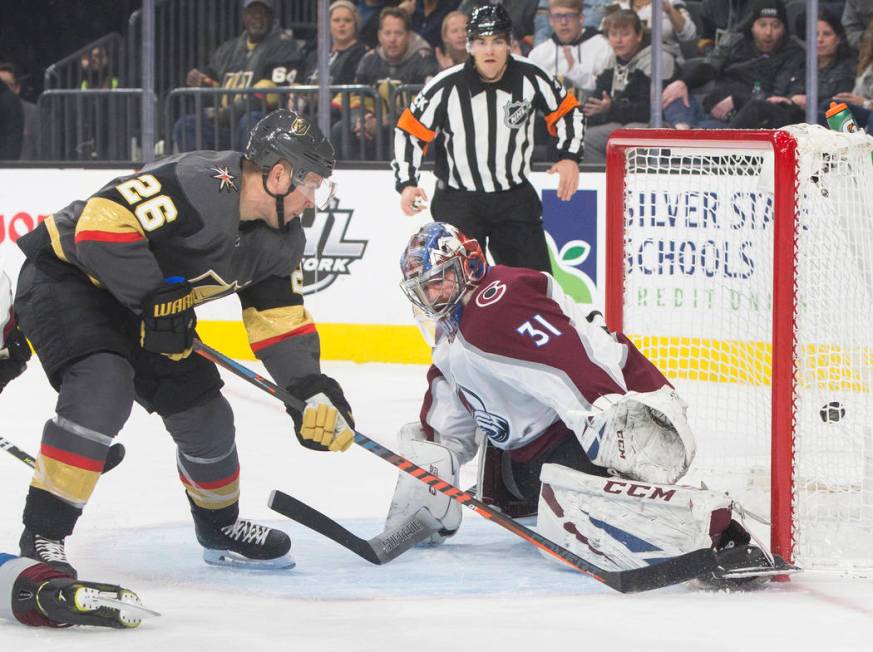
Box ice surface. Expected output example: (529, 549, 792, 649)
(1, 361, 871, 651)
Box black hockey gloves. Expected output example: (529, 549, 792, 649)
(285, 374, 355, 452)
(140, 282, 196, 360)
(0, 314, 31, 393)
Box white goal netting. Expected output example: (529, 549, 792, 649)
(614, 125, 873, 571)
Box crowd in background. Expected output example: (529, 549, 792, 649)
(3, 0, 873, 163)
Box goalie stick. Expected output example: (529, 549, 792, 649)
(1, 435, 126, 473)
(269, 489, 442, 564)
(193, 339, 720, 593)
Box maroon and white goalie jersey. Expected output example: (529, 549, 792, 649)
(420, 266, 670, 463)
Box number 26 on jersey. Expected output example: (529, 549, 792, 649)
(116, 174, 178, 232)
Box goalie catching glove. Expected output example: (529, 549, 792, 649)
(285, 373, 354, 452)
(577, 386, 696, 485)
(140, 280, 196, 360)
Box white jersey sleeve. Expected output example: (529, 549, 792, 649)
(420, 365, 480, 464)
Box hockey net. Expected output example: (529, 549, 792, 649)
(605, 125, 873, 571)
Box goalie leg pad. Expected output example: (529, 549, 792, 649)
(536, 463, 732, 572)
(385, 423, 462, 545)
(578, 386, 696, 484)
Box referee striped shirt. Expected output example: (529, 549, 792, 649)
(392, 54, 585, 193)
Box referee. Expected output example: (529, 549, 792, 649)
(391, 3, 584, 272)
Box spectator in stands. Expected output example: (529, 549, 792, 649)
(698, 0, 754, 55)
(731, 10, 854, 129)
(435, 10, 469, 68)
(528, 0, 612, 96)
(582, 8, 674, 163)
(359, 0, 413, 49)
(661, 0, 804, 129)
(610, 0, 697, 61)
(301, 0, 367, 84)
(0, 66, 23, 160)
(535, 0, 612, 45)
(0, 63, 37, 159)
(412, 0, 462, 49)
(842, 0, 873, 51)
(830, 18, 873, 133)
(79, 46, 119, 90)
(174, 0, 305, 152)
(336, 7, 437, 160)
(355, 7, 439, 85)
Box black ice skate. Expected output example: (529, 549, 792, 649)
(19, 528, 77, 579)
(192, 508, 295, 570)
(36, 577, 158, 628)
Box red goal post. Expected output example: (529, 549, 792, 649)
(604, 126, 873, 571)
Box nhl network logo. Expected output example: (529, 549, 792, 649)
(299, 197, 368, 294)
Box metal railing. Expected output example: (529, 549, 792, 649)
(43, 33, 126, 90)
(164, 85, 387, 159)
(36, 89, 145, 161)
(387, 83, 424, 127)
(14, 0, 839, 165)
(126, 0, 317, 96)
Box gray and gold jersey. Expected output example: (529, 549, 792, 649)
(40, 151, 299, 311)
(21, 150, 320, 384)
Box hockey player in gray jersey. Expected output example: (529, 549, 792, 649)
(12, 109, 356, 576)
(386, 222, 791, 584)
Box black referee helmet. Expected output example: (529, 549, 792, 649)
(467, 3, 513, 40)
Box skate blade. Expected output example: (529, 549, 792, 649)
(73, 587, 160, 628)
(718, 566, 800, 579)
(202, 548, 296, 570)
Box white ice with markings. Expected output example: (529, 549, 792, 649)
(0, 360, 871, 651)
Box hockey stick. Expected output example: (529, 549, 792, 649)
(1, 435, 126, 473)
(1, 435, 36, 466)
(269, 489, 442, 564)
(193, 339, 719, 593)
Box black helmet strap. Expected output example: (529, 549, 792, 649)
(260, 167, 297, 231)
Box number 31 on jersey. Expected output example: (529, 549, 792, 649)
(517, 314, 562, 347)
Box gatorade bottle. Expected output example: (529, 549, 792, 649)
(825, 101, 859, 133)
(825, 101, 873, 165)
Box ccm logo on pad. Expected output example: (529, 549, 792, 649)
(603, 480, 676, 501)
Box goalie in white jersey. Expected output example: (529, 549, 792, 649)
(387, 222, 790, 581)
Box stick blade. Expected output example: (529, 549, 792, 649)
(269, 490, 383, 564)
(368, 508, 442, 563)
(605, 548, 720, 593)
(268, 490, 442, 565)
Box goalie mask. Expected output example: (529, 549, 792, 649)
(399, 223, 486, 334)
